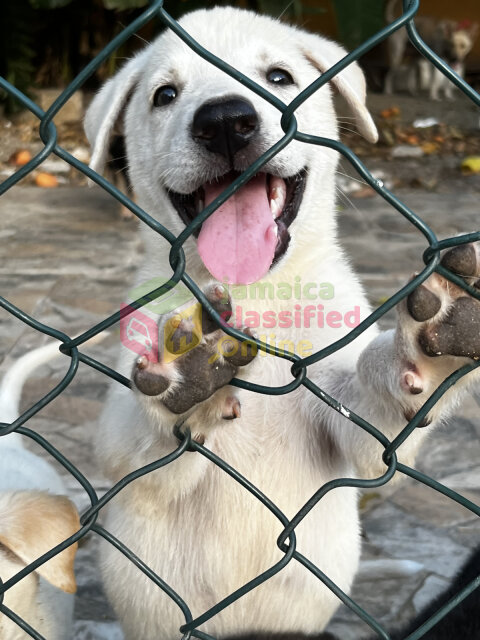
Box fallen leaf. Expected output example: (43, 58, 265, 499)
(9, 149, 32, 166)
(380, 106, 401, 119)
(461, 156, 480, 174)
(421, 142, 438, 155)
(35, 172, 59, 188)
(406, 134, 420, 145)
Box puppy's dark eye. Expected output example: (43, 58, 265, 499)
(153, 85, 177, 107)
(266, 68, 294, 86)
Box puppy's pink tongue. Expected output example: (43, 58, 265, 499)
(197, 174, 277, 285)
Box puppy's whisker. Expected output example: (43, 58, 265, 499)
(154, 151, 181, 161)
(338, 125, 360, 135)
(117, 23, 151, 45)
(113, 168, 133, 185)
(336, 170, 367, 186)
(335, 185, 362, 216)
(277, 1, 295, 20)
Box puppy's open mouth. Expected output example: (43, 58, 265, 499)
(168, 170, 306, 284)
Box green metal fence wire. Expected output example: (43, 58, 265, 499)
(0, 0, 479, 637)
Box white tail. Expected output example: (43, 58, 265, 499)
(0, 333, 108, 447)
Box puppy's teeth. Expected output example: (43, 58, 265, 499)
(270, 197, 282, 219)
(269, 177, 287, 219)
(197, 199, 204, 214)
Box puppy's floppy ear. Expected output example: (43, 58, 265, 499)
(0, 491, 80, 593)
(84, 49, 150, 175)
(301, 35, 378, 143)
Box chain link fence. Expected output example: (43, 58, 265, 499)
(0, 0, 479, 638)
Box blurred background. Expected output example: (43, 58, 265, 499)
(1, 0, 480, 113)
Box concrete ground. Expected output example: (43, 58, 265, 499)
(0, 92, 479, 639)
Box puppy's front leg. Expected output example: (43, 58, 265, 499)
(339, 243, 480, 477)
(130, 284, 256, 463)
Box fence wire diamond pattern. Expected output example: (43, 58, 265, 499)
(0, 1, 479, 639)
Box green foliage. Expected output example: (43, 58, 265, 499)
(0, 0, 331, 114)
(0, 0, 37, 112)
(330, 0, 386, 51)
(29, 0, 74, 8)
(102, 0, 148, 9)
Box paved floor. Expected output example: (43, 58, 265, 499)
(0, 164, 479, 637)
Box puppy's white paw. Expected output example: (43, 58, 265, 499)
(132, 285, 256, 416)
(408, 243, 480, 358)
(397, 242, 480, 420)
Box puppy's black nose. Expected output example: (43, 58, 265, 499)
(191, 98, 258, 162)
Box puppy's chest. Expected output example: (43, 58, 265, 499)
(205, 427, 332, 520)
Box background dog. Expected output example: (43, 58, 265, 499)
(384, 0, 478, 99)
(85, 6, 480, 638)
(0, 342, 80, 639)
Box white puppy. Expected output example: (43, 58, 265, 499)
(85, 7, 480, 639)
(0, 343, 79, 639)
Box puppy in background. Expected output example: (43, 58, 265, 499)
(384, 0, 478, 99)
(421, 20, 478, 101)
(0, 342, 80, 640)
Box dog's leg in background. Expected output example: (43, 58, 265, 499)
(418, 58, 432, 92)
(384, 0, 407, 95)
(430, 66, 446, 101)
(430, 63, 464, 101)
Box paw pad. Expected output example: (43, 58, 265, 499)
(406, 243, 480, 360)
(132, 285, 256, 414)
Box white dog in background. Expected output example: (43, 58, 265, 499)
(0, 343, 79, 639)
(85, 7, 480, 639)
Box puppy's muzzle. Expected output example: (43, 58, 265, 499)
(170, 97, 306, 284)
(191, 97, 258, 163)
